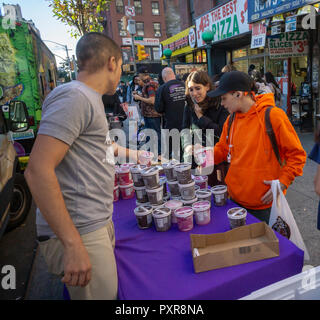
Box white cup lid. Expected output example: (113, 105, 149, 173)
(194, 175, 208, 182)
(146, 185, 163, 193)
(174, 163, 191, 172)
(192, 200, 211, 211)
(152, 207, 171, 218)
(196, 189, 211, 197)
(174, 206, 194, 218)
(227, 207, 247, 219)
(134, 205, 153, 216)
(119, 183, 134, 188)
(211, 185, 227, 194)
(178, 180, 195, 188)
(141, 166, 159, 176)
(165, 200, 183, 210)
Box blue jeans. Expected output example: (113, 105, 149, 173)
(143, 117, 161, 155)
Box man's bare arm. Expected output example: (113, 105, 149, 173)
(25, 134, 91, 287)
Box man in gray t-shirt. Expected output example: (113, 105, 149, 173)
(25, 33, 123, 300)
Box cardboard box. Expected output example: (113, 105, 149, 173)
(190, 222, 279, 273)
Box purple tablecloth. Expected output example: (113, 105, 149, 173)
(112, 197, 304, 300)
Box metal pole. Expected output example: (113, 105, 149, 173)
(131, 33, 137, 74)
(206, 45, 212, 77)
(72, 55, 78, 78)
(65, 45, 73, 80)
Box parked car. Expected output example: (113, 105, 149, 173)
(0, 101, 32, 239)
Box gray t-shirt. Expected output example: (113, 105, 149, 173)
(36, 80, 115, 237)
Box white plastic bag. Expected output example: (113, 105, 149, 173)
(269, 180, 310, 261)
(127, 105, 140, 122)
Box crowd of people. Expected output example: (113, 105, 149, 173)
(25, 32, 309, 300)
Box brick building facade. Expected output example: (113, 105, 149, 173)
(104, 0, 167, 74)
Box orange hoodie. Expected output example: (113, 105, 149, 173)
(214, 93, 307, 210)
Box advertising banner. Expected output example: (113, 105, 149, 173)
(195, 0, 249, 48)
(268, 31, 309, 59)
(251, 21, 267, 49)
(248, 0, 319, 23)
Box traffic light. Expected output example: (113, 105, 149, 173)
(137, 44, 149, 61)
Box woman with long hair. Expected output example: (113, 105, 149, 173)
(264, 71, 282, 106)
(182, 70, 229, 185)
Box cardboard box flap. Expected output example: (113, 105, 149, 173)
(190, 223, 279, 273)
(190, 234, 207, 248)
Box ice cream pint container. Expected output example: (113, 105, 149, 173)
(152, 207, 172, 232)
(192, 201, 211, 225)
(164, 200, 183, 223)
(134, 205, 153, 229)
(174, 206, 194, 232)
(211, 185, 228, 206)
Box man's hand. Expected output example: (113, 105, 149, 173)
(261, 180, 286, 204)
(132, 94, 141, 101)
(62, 242, 92, 287)
(184, 145, 193, 156)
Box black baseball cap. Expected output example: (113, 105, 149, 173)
(207, 71, 253, 98)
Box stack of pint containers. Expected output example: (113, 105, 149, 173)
(141, 166, 166, 208)
(114, 165, 120, 202)
(130, 164, 148, 205)
(173, 163, 196, 232)
(117, 164, 135, 200)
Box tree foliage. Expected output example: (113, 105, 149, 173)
(46, 0, 112, 38)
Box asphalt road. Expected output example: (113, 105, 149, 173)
(0, 130, 318, 300)
(0, 201, 37, 300)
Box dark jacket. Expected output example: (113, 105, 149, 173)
(182, 97, 229, 149)
(154, 79, 186, 131)
(102, 94, 127, 121)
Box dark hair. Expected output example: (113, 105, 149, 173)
(250, 69, 266, 85)
(264, 72, 279, 89)
(248, 64, 256, 74)
(185, 71, 217, 110)
(76, 32, 121, 74)
(185, 71, 214, 96)
(222, 64, 237, 72)
(182, 73, 190, 82)
(158, 72, 164, 86)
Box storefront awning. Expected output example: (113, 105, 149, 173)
(160, 26, 196, 58)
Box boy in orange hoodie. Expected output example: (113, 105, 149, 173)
(207, 71, 306, 223)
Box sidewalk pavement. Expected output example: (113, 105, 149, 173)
(24, 130, 319, 300)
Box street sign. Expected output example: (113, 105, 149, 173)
(135, 36, 143, 40)
(127, 19, 136, 35)
(125, 6, 135, 17)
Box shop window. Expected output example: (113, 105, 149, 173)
(202, 50, 207, 63)
(118, 20, 127, 36)
(232, 60, 248, 73)
(136, 22, 144, 36)
(152, 47, 161, 61)
(196, 50, 202, 63)
(116, 0, 124, 13)
(152, 2, 160, 15)
(153, 23, 161, 37)
(134, 0, 142, 15)
(232, 47, 248, 59)
(291, 56, 308, 95)
(186, 53, 193, 63)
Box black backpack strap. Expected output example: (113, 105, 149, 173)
(226, 113, 235, 144)
(265, 107, 283, 167)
